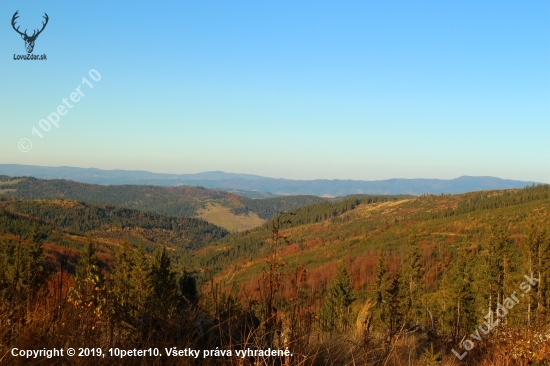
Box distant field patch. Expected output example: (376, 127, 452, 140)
(353, 199, 410, 214)
(0, 178, 22, 194)
(197, 202, 265, 232)
(0, 178, 23, 185)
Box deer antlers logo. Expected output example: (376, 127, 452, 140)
(11, 11, 49, 54)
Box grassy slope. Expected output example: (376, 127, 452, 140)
(0, 178, 21, 194)
(197, 202, 265, 232)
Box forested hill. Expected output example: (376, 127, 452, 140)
(231, 195, 327, 219)
(187, 184, 550, 364)
(194, 184, 550, 287)
(0, 197, 228, 254)
(0, 177, 236, 217)
(0, 177, 327, 230)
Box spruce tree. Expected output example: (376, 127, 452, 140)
(24, 225, 47, 315)
(179, 270, 198, 307)
(388, 272, 403, 336)
(320, 263, 355, 332)
(0, 239, 21, 308)
(150, 245, 178, 319)
(111, 240, 134, 319)
(130, 242, 152, 322)
(26, 225, 46, 291)
(440, 249, 476, 342)
(372, 251, 394, 334)
(485, 223, 510, 326)
(400, 234, 423, 327)
(526, 222, 549, 325)
(541, 229, 550, 322)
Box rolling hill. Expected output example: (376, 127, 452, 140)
(192, 184, 550, 290)
(0, 176, 327, 231)
(0, 195, 230, 274)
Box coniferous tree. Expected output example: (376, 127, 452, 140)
(485, 223, 511, 326)
(320, 263, 355, 332)
(110, 240, 134, 320)
(526, 222, 550, 325)
(439, 250, 476, 342)
(129, 242, 152, 324)
(179, 270, 198, 307)
(149, 245, 178, 320)
(26, 225, 47, 289)
(388, 272, 403, 337)
(399, 234, 423, 328)
(372, 252, 394, 336)
(0, 239, 8, 300)
(24, 224, 47, 315)
(422, 343, 441, 366)
(541, 229, 550, 322)
(0, 239, 20, 308)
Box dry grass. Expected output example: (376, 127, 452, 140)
(2, 284, 549, 366)
(0, 178, 23, 186)
(197, 202, 265, 232)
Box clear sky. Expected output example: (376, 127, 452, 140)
(1, 1, 548, 181)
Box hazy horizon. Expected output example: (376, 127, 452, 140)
(0, 162, 546, 184)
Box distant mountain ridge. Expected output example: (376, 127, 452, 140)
(0, 164, 539, 196)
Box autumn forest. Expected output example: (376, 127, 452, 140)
(1, 177, 550, 365)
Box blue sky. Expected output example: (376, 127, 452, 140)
(1, 1, 548, 181)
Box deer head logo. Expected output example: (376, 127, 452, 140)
(11, 11, 49, 54)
